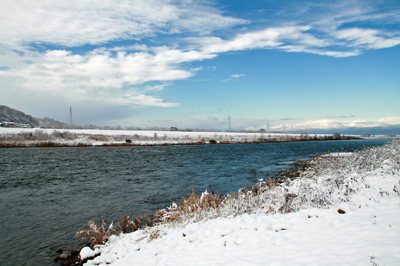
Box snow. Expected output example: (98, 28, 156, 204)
(81, 141, 400, 266)
(0, 127, 301, 138)
(324, 152, 353, 157)
(0, 127, 327, 146)
(80, 247, 101, 260)
(0, 127, 291, 137)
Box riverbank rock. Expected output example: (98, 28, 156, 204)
(53, 248, 80, 266)
(79, 247, 101, 264)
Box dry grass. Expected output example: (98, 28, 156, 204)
(0, 141, 92, 148)
(87, 134, 109, 141)
(76, 218, 118, 248)
(155, 189, 224, 224)
(77, 214, 154, 248)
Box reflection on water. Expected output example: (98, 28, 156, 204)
(0, 139, 389, 265)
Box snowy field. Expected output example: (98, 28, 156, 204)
(0, 127, 295, 138)
(79, 141, 400, 266)
(0, 127, 334, 146)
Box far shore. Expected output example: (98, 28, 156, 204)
(0, 137, 362, 148)
(1, 127, 395, 148)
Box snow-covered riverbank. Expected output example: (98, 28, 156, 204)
(0, 128, 359, 147)
(80, 141, 400, 266)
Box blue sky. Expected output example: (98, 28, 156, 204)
(0, 0, 399, 132)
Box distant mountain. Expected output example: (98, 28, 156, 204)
(0, 105, 39, 126)
(0, 105, 68, 128)
(36, 117, 68, 128)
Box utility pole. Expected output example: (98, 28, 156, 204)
(228, 115, 231, 132)
(69, 106, 73, 126)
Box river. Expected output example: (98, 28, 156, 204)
(0, 139, 390, 265)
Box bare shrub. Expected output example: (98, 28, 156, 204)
(77, 214, 154, 247)
(51, 130, 77, 140)
(87, 134, 109, 141)
(120, 214, 152, 233)
(32, 130, 50, 140)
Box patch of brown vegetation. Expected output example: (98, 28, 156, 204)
(154, 189, 224, 224)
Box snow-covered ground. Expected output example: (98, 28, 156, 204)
(0, 128, 337, 146)
(80, 141, 400, 266)
(0, 127, 297, 138)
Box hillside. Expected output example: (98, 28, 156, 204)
(0, 105, 67, 128)
(0, 105, 39, 126)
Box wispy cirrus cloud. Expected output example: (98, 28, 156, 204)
(193, 24, 400, 58)
(0, 0, 246, 49)
(333, 28, 400, 49)
(223, 74, 245, 81)
(186, 0, 400, 58)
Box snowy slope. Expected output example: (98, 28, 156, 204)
(81, 141, 400, 266)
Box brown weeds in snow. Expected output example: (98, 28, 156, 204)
(77, 215, 154, 247)
(76, 218, 118, 248)
(155, 190, 223, 224)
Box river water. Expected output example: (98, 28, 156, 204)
(0, 139, 390, 265)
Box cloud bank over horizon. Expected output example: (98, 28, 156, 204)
(0, 0, 399, 131)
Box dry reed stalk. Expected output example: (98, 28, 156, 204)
(76, 218, 118, 248)
(155, 190, 224, 224)
(77, 214, 155, 247)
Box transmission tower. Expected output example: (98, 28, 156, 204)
(228, 115, 231, 132)
(69, 106, 73, 126)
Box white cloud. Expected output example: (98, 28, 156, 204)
(182, 1, 400, 58)
(223, 73, 245, 81)
(334, 28, 400, 49)
(0, 47, 217, 108)
(0, 0, 246, 49)
(194, 22, 400, 58)
(171, 2, 248, 35)
(378, 116, 400, 125)
(1, 0, 171, 48)
(0, 0, 238, 112)
(194, 26, 328, 56)
(201, 26, 310, 54)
